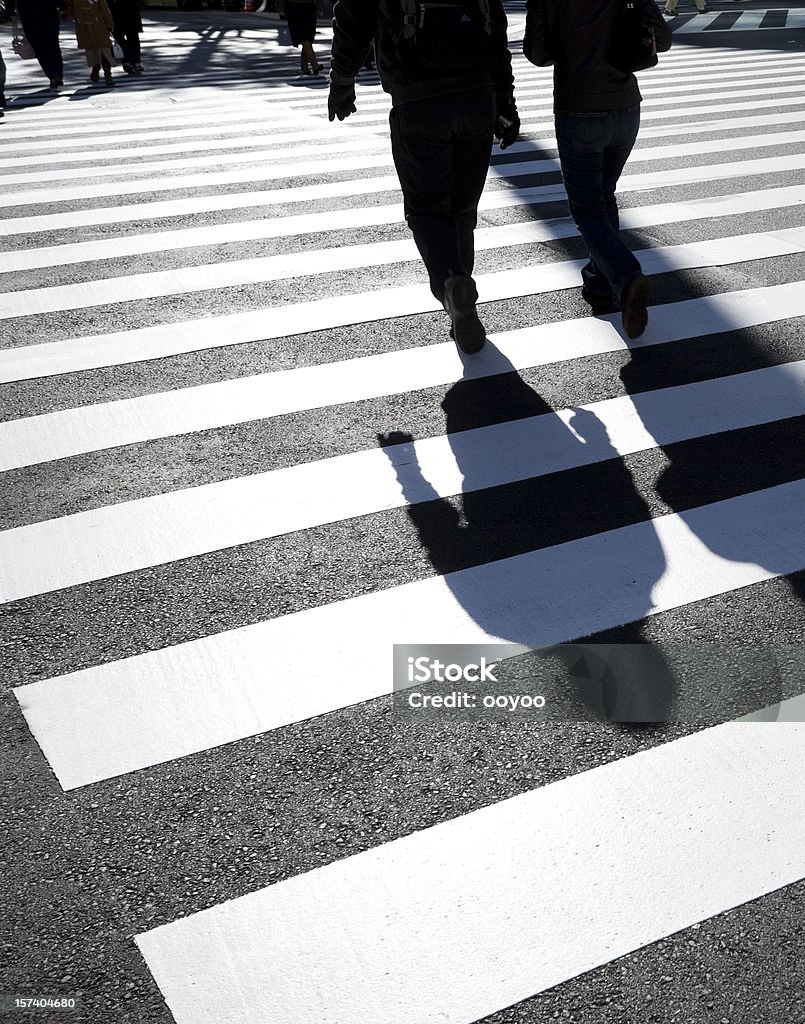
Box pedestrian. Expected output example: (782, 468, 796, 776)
(524, 0, 671, 339)
(67, 0, 115, 85)
(663, 0, 707, 14)
(329, 0, 519, 354)
(107, 0, 143, 74)
(6, 0, 65, 89)
(286, 0, 322, 74)
(0, 48, 6, 115)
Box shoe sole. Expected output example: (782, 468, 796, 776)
(445, 277, 486, 354)
(621, 275, 650, 340)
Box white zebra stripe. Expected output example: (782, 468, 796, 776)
(5, 139, 805, 214)
(14, 479, 805, 788)
(2, 57, 802, 145)
(3, 226, 805, 381)
(2, 180, 802, 277)
(8, 103, 805, 171)
(3, 360, 803, 603)
(4, 171, 805, 320)
(672, 8, 805, 32)
(2, 57, 803, 151)
(5, 109, 805, 235)
(0, 134, 389, 171)
(2, 280, 804, 471)
(4, 127, 805, 192)
(135, 716, 805, 1024)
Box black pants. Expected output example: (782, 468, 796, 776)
(16, 0, 63, 82)
(113, 29, 141, 63)
(389, 85, 496, 301)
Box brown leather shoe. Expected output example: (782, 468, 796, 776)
(621, 274, 650, 340)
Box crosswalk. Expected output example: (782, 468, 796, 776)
(668, 7, 805, 32)
(3, 12, 805, 1024)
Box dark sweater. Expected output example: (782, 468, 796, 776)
(524, 0, 672, 113)
(331, 0, 514, 107)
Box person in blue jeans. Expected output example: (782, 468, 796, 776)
(524, 0, 671, 339)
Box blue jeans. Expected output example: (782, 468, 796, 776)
(555, 105, 642, 305)
(390, 85, 496, 300)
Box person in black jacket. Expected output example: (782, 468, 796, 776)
(329, 0, 518, 354)
(524, 0, 671, 339)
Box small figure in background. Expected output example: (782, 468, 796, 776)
(663, 0, 708, 14)
(6, 0, 65, 89)
(68, 0, 115, 85)
(286, 0, 322, 74)
(0, 48, 6, 114)
(108, 0, 143, 74)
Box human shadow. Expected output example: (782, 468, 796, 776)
(379, 346, 680, 723)
(485, 93, 805, 628)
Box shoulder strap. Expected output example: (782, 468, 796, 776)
(400, 0, 417, 38)
(399, 0, 493, 39)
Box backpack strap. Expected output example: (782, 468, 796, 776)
(400, 0, 417, 38)
(399, 0, 492, 42)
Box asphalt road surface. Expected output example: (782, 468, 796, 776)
(1, 5, 805, 1024)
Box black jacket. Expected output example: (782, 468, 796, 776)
(524, 0, 671, 113)
(331, 0, 514, 107)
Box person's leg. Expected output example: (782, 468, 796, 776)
(129, 31, 141, 65)
(601, 104, 640, 228)
(114, 31, 131, 71)
(390, 95, 462, 302)
(663, 0, 677, 12)
(449, 87, 496, 279)
(34, 6, 63, 83)
(555, 109, 642, 308)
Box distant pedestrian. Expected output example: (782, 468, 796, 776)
(108, 0, 143, 74)
(524, 0, 671, 339)
(663, 0, 707, 14)
(0, 48, 6, 115)
(67, 0, 115, 85)
(286, 0, 322, 74)
(6, 0, 65, 89)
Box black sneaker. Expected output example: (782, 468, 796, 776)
(443, 275, 486, 354)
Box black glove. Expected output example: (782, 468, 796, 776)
(328, 71, 357, 122)
(495, 98, 520, 150)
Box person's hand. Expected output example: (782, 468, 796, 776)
(328, 71, 356, 122)
(495, 97, 520, 150)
